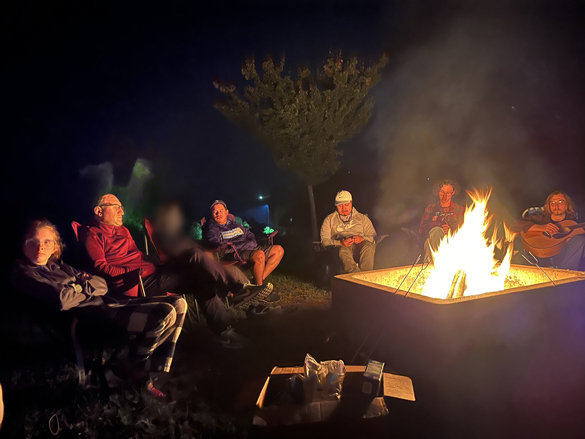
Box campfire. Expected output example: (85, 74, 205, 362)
(350, 189, 582, 300)
(423, 189, 513, 299)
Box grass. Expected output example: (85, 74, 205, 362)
(0, 271, 334, 439)
(262, 272, 331, 310)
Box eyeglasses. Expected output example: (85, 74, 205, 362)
(549, 200, 566, 206)
(99, 203, 124, 212)
(25, 238, 56, 248)
(439, 191, 454, 196)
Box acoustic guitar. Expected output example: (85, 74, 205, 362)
(520, 220, 585, 258)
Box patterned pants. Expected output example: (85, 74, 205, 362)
(104, 295, 187, 373)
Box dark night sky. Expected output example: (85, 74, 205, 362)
(3, 0, 585, 250)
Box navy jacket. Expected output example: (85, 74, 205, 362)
(203, 219, 257, 253)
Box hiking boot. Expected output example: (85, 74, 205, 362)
(217, 326, 248, 349)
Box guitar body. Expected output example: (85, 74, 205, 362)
(521, 220, 585, 258)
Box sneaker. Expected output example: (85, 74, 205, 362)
(217, 326, 248, 349)
(231, 288, 261, 310)
(259, 291, 280, 303)
(247, 283, 274, 301)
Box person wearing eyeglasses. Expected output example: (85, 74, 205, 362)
(84, 194, 249, 348)
(419, 178, 465, 263)
(510, 191, 584, 271)
(12, 219, 187, 397)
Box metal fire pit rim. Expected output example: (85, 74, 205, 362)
(333, 264, 585, 305)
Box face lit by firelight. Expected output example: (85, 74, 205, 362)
(94, 194, 125, 227)
(438, 185, 454, 207)
(337, 202, 353, 216)
(549, 194, 567, 218)
(212, 204, 229, 225)
(23, 226, 57, 266)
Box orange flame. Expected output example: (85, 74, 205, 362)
(421, 189, 516, 299)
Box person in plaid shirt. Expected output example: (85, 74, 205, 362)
(419, 178, 465, 263)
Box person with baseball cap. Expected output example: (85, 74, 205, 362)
(204, 200, 284, 289)
(320, 190, 377, 273)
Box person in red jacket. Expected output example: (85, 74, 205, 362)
(84, 194, 249, 348)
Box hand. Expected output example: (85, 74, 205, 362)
(530, 223, 559, 235)
(353, 235, 364, 244)
(441, 224, 450, 234)
(341, 237, 355, 247)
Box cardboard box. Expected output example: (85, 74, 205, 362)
(251, 365, 415, 436)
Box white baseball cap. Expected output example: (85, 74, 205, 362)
(335, 190, 353, 206)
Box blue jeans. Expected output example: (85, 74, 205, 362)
(550, 234, 585, 271)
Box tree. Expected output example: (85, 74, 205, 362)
(213, 51, 389, 241)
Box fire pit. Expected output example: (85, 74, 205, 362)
(332, 190, 585, 434)
(332, 264, 585, 434)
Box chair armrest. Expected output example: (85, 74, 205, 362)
(107, 269, 144, 296)
(376, 234, 389, 245)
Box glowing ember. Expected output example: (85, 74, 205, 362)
(422, 190, 515, 299)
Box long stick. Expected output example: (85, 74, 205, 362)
(393, 254, 421, 295)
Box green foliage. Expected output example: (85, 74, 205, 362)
(234, 216, 250, 228)
(189, 221, 203, 241)
(263, 226, 275, 234)
(213, 51, 389, 185)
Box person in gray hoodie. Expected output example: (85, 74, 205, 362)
(320, 190, 377, 273)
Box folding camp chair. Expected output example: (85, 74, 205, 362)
(71, 221, 146, 297)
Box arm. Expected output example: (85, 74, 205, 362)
(204, 223, 223, 247)
(509, 215, 558, 235)
(509, 218, 536, 234)
(361, 216, 377, 243)
(240, 226, 258, 250)
(12, 265, 88, 311)
(419, 206, 438, 236)
(84, 231, 127, 277)
(320, 215, 339, 248)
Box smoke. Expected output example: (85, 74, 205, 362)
(370, 3, 578, 228)
(80, 161, 114, 196)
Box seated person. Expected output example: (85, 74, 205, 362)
(510, 191, 585, 271)
(12, 219, 187, 397)
(83, 194, 249, 348)
(153, 201, 277, 305)
(203, 200, 284, 287)
(320, 190, 377, 273)
(419, 178, 465, 263)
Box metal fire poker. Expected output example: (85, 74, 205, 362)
(521, 252, 557, 287)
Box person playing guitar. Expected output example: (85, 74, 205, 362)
(511, 191, 585, 271)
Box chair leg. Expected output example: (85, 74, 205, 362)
(190, 295, 201, 323)
(70, 316, 86, 390)
(93, 345, 110, 401)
